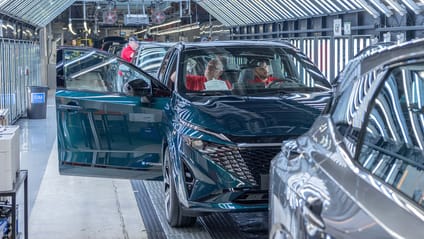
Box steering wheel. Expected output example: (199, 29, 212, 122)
(267, 77, 298, 88)
(267, 79, 285, 88)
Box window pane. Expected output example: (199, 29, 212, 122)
(359, 64, 424, 208)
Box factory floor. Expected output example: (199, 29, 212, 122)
(17, 89, 147, 239)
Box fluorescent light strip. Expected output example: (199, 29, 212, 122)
(312, 0, 331, 12)
(355, 0, 380, 18)
(134, 29, 147, 34)
(334, 0, 350, 11)
(153, 23, 200, 36)
(325, 0, 343, 12)
(268, 0, 294, 19)
(233, 0, 262, 23)
(384, 0, 407, 15)
(400, 0, 421, 14)
(134, 19, 182, 35)
(296, 0, 320, 15)
(253, 0, 281, 20)
(68, 23, 77, 35)
(320, 0, 338, 12)
(339, 0, 359, 9)
(304, 0, 325, 15)
(287, 0, 309, 17)
(348, 0, 364, 8)
(282, 0, 307, 18)
(244, 0, 273, 22)
(214, 1, 242, 26)
(83, 21, 89, 32)
(220, 0, 249, 25)
(211, 0, 243, 25)
(151, 19, 181, 30)
(369, 0, 393, 17)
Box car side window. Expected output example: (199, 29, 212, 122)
(358, 64, 424, 208)
(157, 48, 177, 90)
(64, 54, 149, 94)
(157, 49, 175, 83)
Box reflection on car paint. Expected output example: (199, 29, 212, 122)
(270, 39, 424, 239)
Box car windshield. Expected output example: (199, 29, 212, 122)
(178, 46, 331, 96)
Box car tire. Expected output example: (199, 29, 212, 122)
(163, 146, 197, 227)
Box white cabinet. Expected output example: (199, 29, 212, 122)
(0, 126, 20, 191)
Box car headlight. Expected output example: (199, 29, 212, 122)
(182, 135, 233, 153)
(183, 136, 205, 151)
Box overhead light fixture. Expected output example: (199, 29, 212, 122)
(68, 7, 77, 35)
(68, 22, 77, 35)
(149, 19, 181, 30)
(400, 0, 421, 14)
(83, 0, 89, 32)
(384, 0, 407, 15)
(134, 19, 182, 35)
(84, 21, 89, 32)
(152, 22, 200, 36)
(354, 0, 381, 18)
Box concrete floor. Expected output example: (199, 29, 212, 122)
(17, 90, 147, 239)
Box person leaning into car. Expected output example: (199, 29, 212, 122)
(185, 59, 232, 91)
(120, 36, 139, 62)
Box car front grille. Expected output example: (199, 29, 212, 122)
(239, 146, 281, 184)
(202, 144, 281, 186)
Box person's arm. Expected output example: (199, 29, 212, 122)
(224, 80, 232, 89)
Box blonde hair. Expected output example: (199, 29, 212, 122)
(207, 59, 223, 71)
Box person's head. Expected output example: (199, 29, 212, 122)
(128, 36, 139, 50)
(204, 59, 223, 80)
(255, 66, 268, 81)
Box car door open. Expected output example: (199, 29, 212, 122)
(56, 48, 168, 180)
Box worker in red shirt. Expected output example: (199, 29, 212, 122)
(120, 36, 139, 62)
(251, 66, 278, 87)
(185, 59, 231, 91)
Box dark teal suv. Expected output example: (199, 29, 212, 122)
(55, 41, 332, 227)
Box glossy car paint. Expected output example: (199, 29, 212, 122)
(270, 39, 424, 238)
(155, 41, 332, 214)
(56, 47, 169, 179)
(164, 92, 329, 212)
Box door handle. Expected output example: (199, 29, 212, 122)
(58, 104, 83, 111)
(302, 196, 325, 229)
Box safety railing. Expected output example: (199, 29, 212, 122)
(286, 35, 372, 82)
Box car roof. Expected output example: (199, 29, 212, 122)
(57, 46, 118, 58)
(360, 38, 424, 74)
(138, 42, 175, 49)
(175, 40, 298, 51)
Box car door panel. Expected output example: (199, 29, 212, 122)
(56, 90, 164, 180)
(56, 47, 169, 180)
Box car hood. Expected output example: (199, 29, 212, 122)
(177, 92, 331, 139)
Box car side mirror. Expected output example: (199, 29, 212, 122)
(123, 79, 151, 97)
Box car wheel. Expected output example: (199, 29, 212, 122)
(163, 146, 197, 227)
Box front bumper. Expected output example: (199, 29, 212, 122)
(175, 140, 281, 213)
